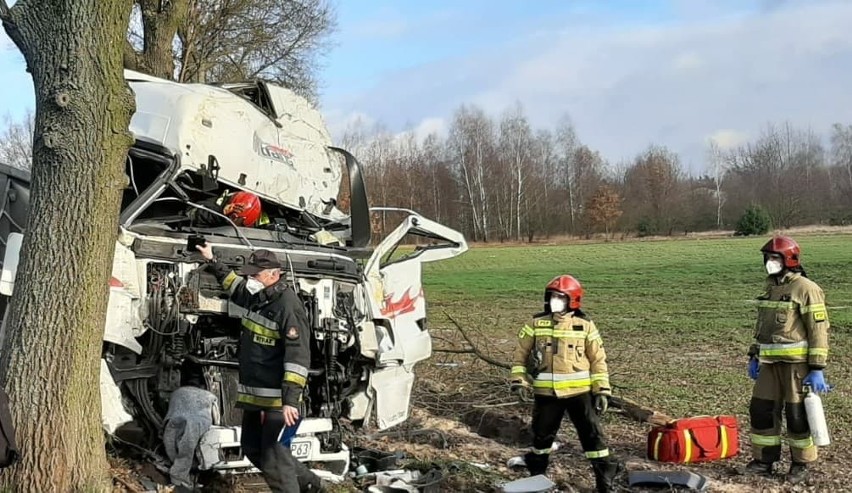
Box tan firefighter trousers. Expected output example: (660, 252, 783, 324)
(749, 362, 817, 464)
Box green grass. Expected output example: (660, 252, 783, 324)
(421, 233, 852, 439)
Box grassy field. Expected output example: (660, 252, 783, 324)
(418, 233, 852, 489)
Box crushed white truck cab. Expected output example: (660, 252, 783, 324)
(0, 70, 467, 481)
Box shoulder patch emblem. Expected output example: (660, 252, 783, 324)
(813, 310, 827, 322)
(573, 324, 585, 331)
(535, 319, 553, 328)
(286, 326, 299, 340)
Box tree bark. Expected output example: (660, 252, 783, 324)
(139, 0, 189, 79)
(0, 0, 135, 491)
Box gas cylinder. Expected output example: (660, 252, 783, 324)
(804, 386, 830, 447)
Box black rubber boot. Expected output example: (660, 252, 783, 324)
(786, 462, 809, 484)
(591, 458, 621, 493)
(523, 451, 550, 476)
(745, 459, 774, 475)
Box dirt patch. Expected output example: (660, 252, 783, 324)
(111, 338, 847, 492)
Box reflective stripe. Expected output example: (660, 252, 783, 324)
(587, 331, 602, 343)
(533, 380, 592, 390)
(808, 348, 828, 357)
(284, 363, 309, 378)
(237, 394, 282, 408)
(228, 276, 245, 295)
(788, 436, 815, 449)
(243, 319, 280, 339)
(585, 449, 609, 459)
(756, 300, 795, 310)
(551, 329, 587, 339)
(245, 311, 279, 331)
(511, 366, 526, 375)
(228, 302, 248, 318)
(533, 371, 592, 389)
(537, 372, 590, 381)
(801, 303, 826, 314)
(590, 373, 609, 383)
(222, 271, 239, 290)
(284, 372, 307, 387)
(751, 434, 782, 446)
(534, 328, 588, 339)
(238, 384, 282, 398)
(759, 341, 808, 357)
(653, 433, 663, 460)
(683, 430, 693, 463)
(257, 212, 270, 226)
(720, 426, 729, 458)
(518, 325, 535, 338)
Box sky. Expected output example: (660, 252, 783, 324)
(3, 0, 852, 173)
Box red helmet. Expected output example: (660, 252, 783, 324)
(545, 275, 583, 310)
(223, 191, 262, 226)
(760, 235, 800, 269)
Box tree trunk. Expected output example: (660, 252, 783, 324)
(139, 0, 190, 79)
(0, 1, 135, 491)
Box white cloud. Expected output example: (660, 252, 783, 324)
(405, 117, 447, 142)
(325, 110, 377, 143)
(707, 129, 749, 150)
(324, 1, 852, 174)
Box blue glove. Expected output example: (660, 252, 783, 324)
(803, 370, 832, 394)
(748, 358, 759, 380)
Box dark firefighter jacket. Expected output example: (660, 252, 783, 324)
(209, 260, 311, 410)
(748, 271, 830, 369)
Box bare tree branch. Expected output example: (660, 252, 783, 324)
(433, 348, 476, 355)
(443, 311, 511, 369)
(0, 110, 34, 170)
(0, 1, 10, 20)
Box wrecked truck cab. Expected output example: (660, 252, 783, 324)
(0, 70, 468, 481)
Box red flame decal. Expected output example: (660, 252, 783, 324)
(380, 288, 423, 317)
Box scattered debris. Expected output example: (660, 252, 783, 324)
(500, 474, 556, 493)
(628, 470, 709, 492)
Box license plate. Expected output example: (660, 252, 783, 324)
(290, 439, 312, 460)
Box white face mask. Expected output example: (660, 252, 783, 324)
(245, 277, 265, 295)
(549, 297, 568, 314)
(765, 259, 783, 276)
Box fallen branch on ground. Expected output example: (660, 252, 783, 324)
(610, 396, 674, 426)
(426, 312, 676, 428)
(443, 311, 511, 369)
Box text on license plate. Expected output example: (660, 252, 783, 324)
(290, 440, 312, 459)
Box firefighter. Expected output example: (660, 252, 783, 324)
(190, 190, 270, 228)
(510, 275, 621, 493)
(196, 243, 324, 493)
(746, 235, 832, 484)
